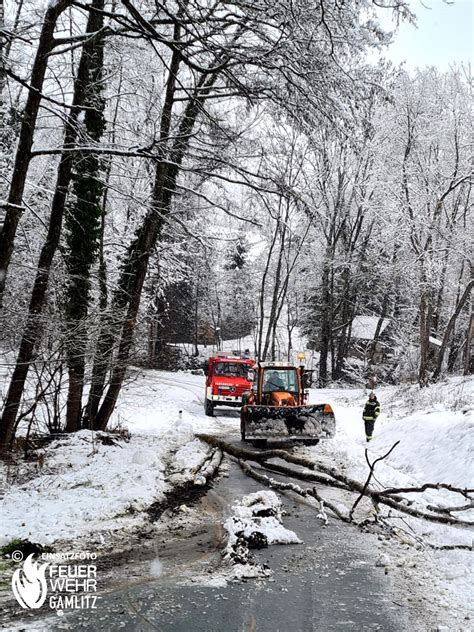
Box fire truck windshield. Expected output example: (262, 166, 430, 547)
(213, 362, 249, 378)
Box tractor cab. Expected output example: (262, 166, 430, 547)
(240, 361, 335, 446)
(246, 362, 310, 405)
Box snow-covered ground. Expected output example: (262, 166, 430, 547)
(312, 376, 473, 489)
(0, 415, 208, 550)
(1, 366, 473, 622)
(0, 368, 210, 555)
(306, 377, 474, 620)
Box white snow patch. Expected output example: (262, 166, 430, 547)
(304, 376, 474, 619)
(224, 490, 302, 550)
(370, 408, 474, 488)
(173, 438, 209, 472)
(0, 429, 201, 548)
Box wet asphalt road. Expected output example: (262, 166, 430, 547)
(3, 453, 417, 632)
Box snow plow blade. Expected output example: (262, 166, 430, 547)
(241, 404, 335, 442)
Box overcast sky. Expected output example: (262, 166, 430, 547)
(382, 0, 473, 70)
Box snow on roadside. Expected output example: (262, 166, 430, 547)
(111, 368, 206, 435)
(308, 377, 473, 497)
(0, 423, 208, 550)
(305, 376, 474, 619)
(369, 409, 473, 488)
(0, 366, 215, 554)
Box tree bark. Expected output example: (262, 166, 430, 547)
(464, 311, 474, 375)
(0, 0, 72, 306)
(318, 252, 332, 387)
(256, 214, 280, 360)
(418, 272, 431, 387)
(64, 0, 105, 433)
(262, 212, 288, 360)
(0, 5, 104, 450)
(93, 70, 219, 430)
(432, 279, 474, 381)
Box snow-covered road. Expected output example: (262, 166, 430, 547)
(18, 459, 420, 632)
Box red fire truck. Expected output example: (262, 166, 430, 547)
(204, 355, 255, 416)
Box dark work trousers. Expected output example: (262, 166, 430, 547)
(364, 419, 375, 441)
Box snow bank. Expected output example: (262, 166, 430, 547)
(312, 377, 474, 489)
(0, 367, 213, 552)
(112, 369, 206, 435)
(305, 376, 474, 619)
(0, 426, 203, 548)
(372, 409, 474, 487)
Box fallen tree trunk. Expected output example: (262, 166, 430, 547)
(261, 460, 352, 491)
(239, 459, 350, 523)
(194, 448, 223, 486)
(197, 435, 474, 528)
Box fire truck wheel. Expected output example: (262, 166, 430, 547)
(204, 398, 214, 417)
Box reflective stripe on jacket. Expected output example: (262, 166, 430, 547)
(362, 400, 380, 421)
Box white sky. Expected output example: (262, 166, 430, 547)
(382, 0, 473, 70)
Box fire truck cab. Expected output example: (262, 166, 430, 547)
(204, 355, 254, 417)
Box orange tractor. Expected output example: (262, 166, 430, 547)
(240, 362, 335, 446)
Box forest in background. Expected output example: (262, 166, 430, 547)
(0, 0, 472, 449)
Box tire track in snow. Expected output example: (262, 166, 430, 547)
(154, 373, 241, 436)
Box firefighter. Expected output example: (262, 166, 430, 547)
(362, 392, 380, 442)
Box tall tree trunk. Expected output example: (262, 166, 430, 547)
(0, 0, 9, 205)
(262, 215, 288, 361)
(0, 5, 104, 450)
(318, 253, 332, 387)
(464, 311, 474, 375)
(432, 249, 449, 335)
(418, 283, 431, 387)
(333, 267, 353, 380)
(84, 313, 115, 424)
(256, 216, 280, 360)
(93, 70, 219, 430)
(287, 315, 293, 362)
(432, 279, 473, 381)
(0, 0, 71, 306)
(194, 282, 199, 356)
(64, 0, 105, 433)
(86, 15, 186, 423)
(83, 69, 124, 425)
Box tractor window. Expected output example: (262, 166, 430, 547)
(213, 362, 249, 378)
(262, 369, 298, 393)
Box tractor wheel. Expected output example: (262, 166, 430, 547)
(204, 398, 214, 417)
